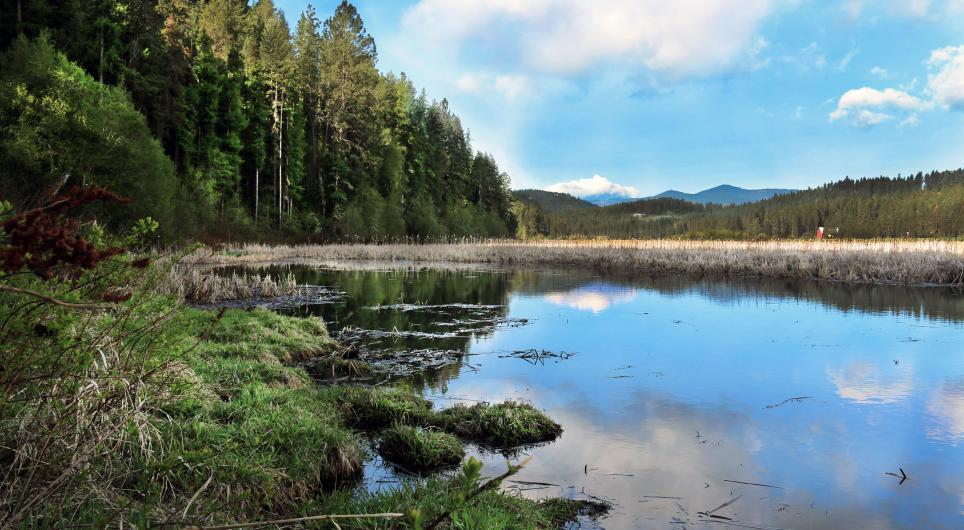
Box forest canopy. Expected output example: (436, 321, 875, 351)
(0, 0, 516, 241)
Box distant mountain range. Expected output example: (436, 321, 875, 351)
(515, 185, 797, 210)
(648, 185, 796, 205)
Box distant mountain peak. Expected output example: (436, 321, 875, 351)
(648, 185, 795, 205)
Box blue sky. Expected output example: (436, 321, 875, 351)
(275, 0, 964, 197)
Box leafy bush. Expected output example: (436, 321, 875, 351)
(0, 36, 176, 235)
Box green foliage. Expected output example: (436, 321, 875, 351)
(378, 425, 465, 472)
(127, 216, 159, 249)
(1, 1, 518, 242)
(0, 35, 176, 233)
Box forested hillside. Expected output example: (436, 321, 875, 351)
(516, 170, 964, 239)
(511, 190, 597, 213)
(0, 0, 516, 241)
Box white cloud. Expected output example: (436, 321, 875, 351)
(403, 0, 778, 78)
(927, 45, 964, 110)
(869, 66, 888, 78)
(891, 0, 932, 17)
(836, 49, 859, 71)
(455, 73, 485, 93)
(900, 114, 922, 127)
(841, 0, 865, 18)
(853, 109, 893, 126)
(546, 174, 640, 198)
(454, 72, 537, 102)
(829, 87, 933, 126)
(493, 74, 533, 100)
(843, 0, 964, 19)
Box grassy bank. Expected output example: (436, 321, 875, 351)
(190, 239, 964, 286)
(2, 284, 586, 528)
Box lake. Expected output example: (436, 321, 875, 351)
(228, 263, 963, 529)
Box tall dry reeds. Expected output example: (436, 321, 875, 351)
(165, 266, 300, 303)
(186, 239, 964, 286)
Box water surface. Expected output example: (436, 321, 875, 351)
(235, 264, 964, 529)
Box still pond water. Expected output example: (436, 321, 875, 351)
(236, 263, 963, 529)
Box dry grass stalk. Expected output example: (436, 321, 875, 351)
(164, 266, 301, 303)
(186, 240, 964, 286)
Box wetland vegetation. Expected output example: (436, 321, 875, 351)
(191, 239, 964, 286)
(2, 1, 963, 529)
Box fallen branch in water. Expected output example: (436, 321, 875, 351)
(723, 479, 783, 489)
(884, 467, 910, 484)
(700, 494, 743, 518)
(764, 396, 811, 409)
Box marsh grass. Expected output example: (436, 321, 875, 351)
(329, 387, 563, 449)
(432, 401, 564, 448)
(328, 387, 435, 430)
(150, 308, 366, 516)
(321, 462, 609, 529)
(168, 266, 300, 303)
(378, 425, 465, 472)
(191, 239, 964, 286)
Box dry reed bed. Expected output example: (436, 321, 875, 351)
(188, 240, 964, 286)
(166, 266, 300, 303)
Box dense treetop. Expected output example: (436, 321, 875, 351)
(0, 0, 516, 241)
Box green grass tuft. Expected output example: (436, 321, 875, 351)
(378, 425, 465, 472)
(432, 401, 563, 448)
(326, 386, 434, 429)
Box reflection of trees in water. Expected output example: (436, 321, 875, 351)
(634, 276, 964, 323)
(505, 269, 964, 323)
(223, 265, 516, 391)
(214, 263, 963, 392)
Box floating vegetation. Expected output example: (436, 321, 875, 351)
(431, 401, 564, 448)
(329, 388, 562, 449)
(378, 425, 465, 472)
(499, 348, 575, 364)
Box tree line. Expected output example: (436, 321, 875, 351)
(0, 0, 516, 241)
(515, 170, 964, 239)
